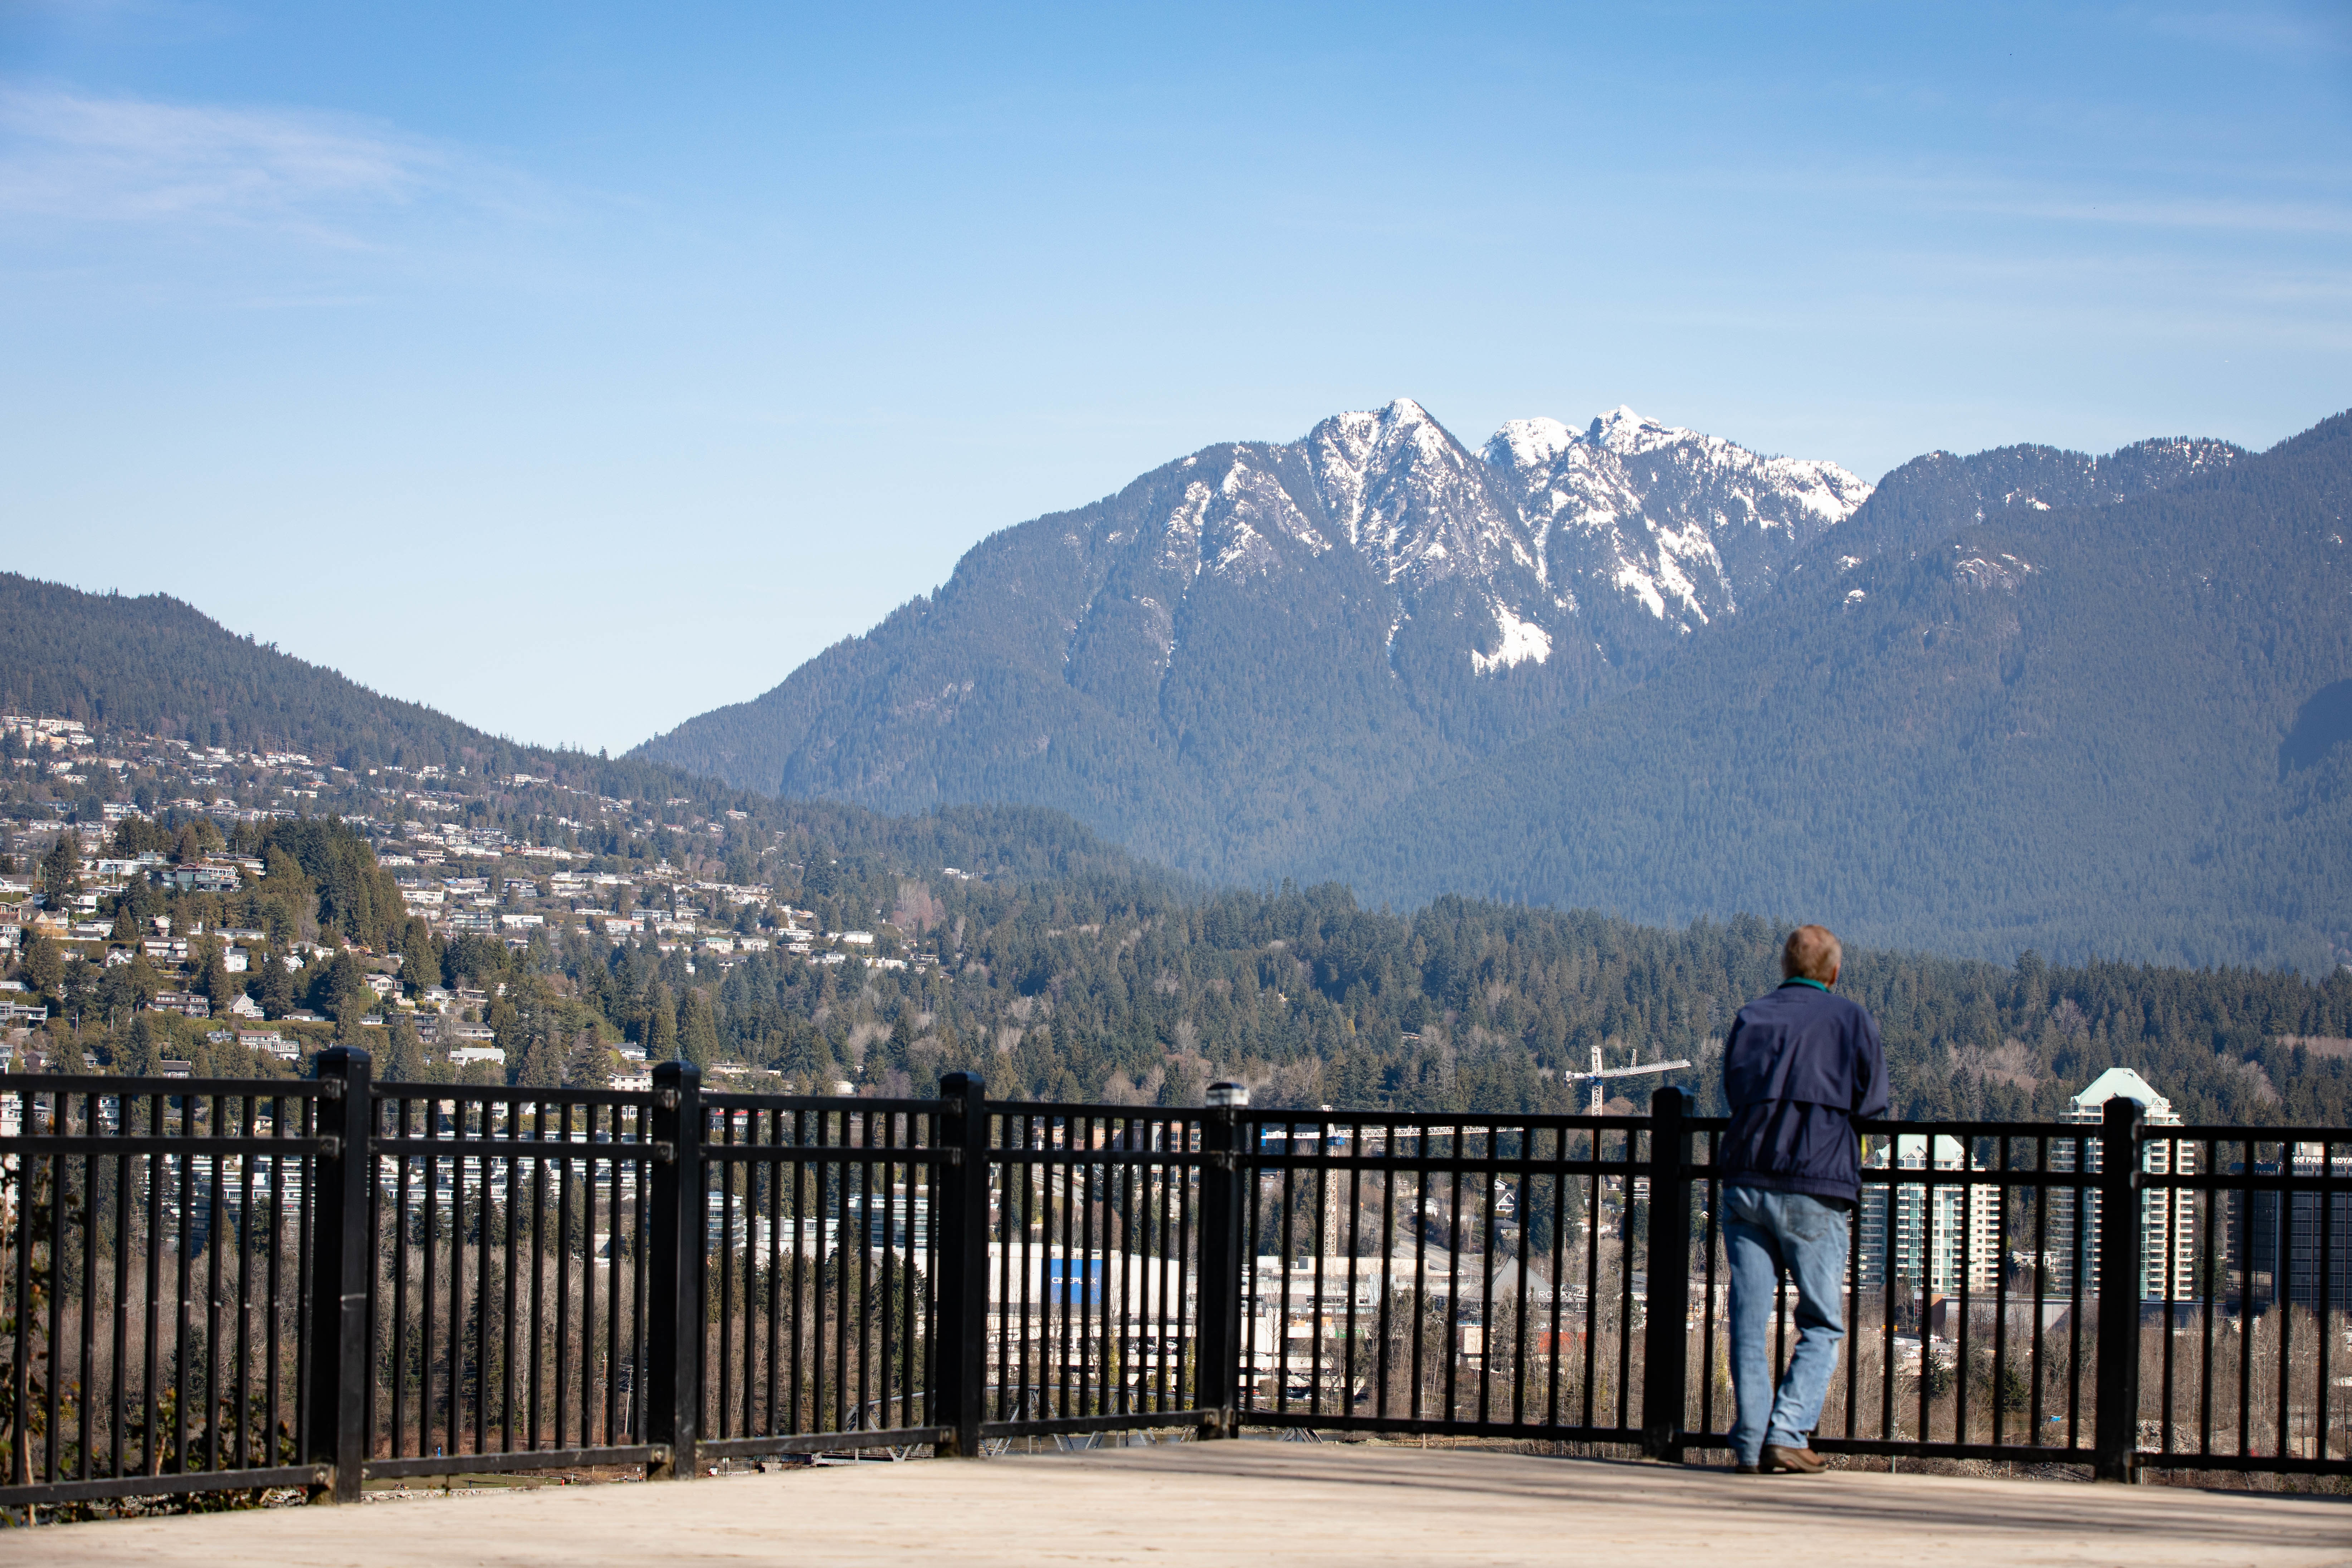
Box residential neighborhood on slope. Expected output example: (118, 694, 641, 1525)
(0, 712, 940, 1088)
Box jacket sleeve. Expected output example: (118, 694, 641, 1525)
(1719, 1015, 1745, 1109)
(1853, 1012, 1890, 1119)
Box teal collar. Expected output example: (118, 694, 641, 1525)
(1781, 977, 1830, 992)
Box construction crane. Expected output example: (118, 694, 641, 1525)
(1566, 1043, 1693, 1115)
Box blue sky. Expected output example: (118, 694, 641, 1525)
(3, 1, 2347, 753)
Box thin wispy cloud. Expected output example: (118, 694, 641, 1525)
(0, 84, 511, 245)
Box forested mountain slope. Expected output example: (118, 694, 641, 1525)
(1319, 413, 2352, 970)
(638, 402, 2249, 914)
(0, 572, 1151, 887)
(0, 573, 507, 771)
(634, 401, 1874, 878)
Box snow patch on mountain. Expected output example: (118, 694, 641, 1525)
(1472, 603, 1552, 674)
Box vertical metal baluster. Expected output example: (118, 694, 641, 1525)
(717, 1104, 734, 1441)
(42, 1111, 64, 1484)
(463, 1108, 481, 1455)
(789, 1110, 806, 1436)
(74, 1095, 95, 1482)
(420, 1102, 440, 1459)
(832, 1123, 848, 1435)
(1616, 1127, 1636, 1435)
(990, 1117, 1011, 1425)
(1241, 1129, 1259, 1426)
(2305, 1142, 2324, 1476)
(1275, 1125, 1294, 1420)
(1020, 1118, 1037, 1429)
(2029, 1135, 2046, 1448)
(584, 1106, 602, 1446)
(760, 1108, 776, 1438)
(859, 1118, 876, 1434)
(1548, 1127, 1568, 1432)
(140, 1094, 161, 1479)
(1175, 1117, 1193, 1425)
(359, 1092, 381, 1474)
(2068, 1132, 2085, 1451)
(1916, 1159, 1931, 1449)
(1990, 1135, 2010, 1450)
(1701, 1149, 1719, 1443)
(231, 1095, 255, 1472)
(1956, 1156, 1972, 1446)
(1054, 1118, 1073, 1420)
(2276, 1146, 2296, 1462)
(2236, 1138, 2253, 1457)
(390, 1098, 410, 1460)
(2196, 1141, 2215, 1461)
(111, 1106, 130, 1482)
(296, 1096, 316, 1471)
(1510, 1122, 1531, 1433)
(1311, 1123, 1328, 1420)
(2159, 1130, 2177, 1457)
(1478, 1123, 1499, 1428)
(171, 1090, 194, 1477)
(1581, 1161, 1599, 1432)
(1085, 1116, 1101, 1423)
(529, 1100, 547, 1454)
(553, 1103, 572, 1451)
(263, 1096, 283, 1475)
(1343, 1118, 1362, 1429)
(3, 1088, 24, 1488)
(1446, 1130, 1466, 1427)
(874, 1112, 892, 1434)
(501, 1100, 519, 1454)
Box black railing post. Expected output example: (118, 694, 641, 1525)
(933, 1072, 990, 1457)
(1641, 1086, 1692, 1461)
(2094, 1095, 2145, 1483)
(646, 1061, 703, 1480)
(303, 1046, 372, 1503)
(1194, 1082, 1249, 1440)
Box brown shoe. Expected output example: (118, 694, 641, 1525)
(1760, 1444, 1826, 1474)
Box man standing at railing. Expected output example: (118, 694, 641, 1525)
(1719, 924, 1886, 1476)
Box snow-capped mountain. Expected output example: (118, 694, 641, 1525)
(635, 398, 1875, 876)
(1143, 396, 1871, 678)
(1483, 406, 1873, 632)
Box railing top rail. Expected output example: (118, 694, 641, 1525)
(986, 1099, 1205, 1119)
(2163, 1123, 2352, 1144)
(375, 1081, 649, 1107)
(1848, 1117, 2093, 1139)
(1238, 1108, 1659, 1132)
(704, 1091, 948, 1115)
(0, 1071, 336, 1099)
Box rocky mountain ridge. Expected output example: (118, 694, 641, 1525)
(636, 398, 1876, 874)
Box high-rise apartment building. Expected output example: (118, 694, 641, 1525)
(2050, 1067, 2199, 1300)
(1857, 1134, 2002, 1294)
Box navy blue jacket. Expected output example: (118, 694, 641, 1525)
(1719, 980, 1888, 1205)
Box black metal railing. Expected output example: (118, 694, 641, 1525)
(1, 1060, 2344, 1511)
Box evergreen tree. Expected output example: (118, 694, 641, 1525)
(38, 835, 78, 899)
(380, 1012, 427, 1082)
(680, 987, 721, 1069)
(19, 932, 62, 1001)
(647, 982, 679, 1061)
(119, 1012, 161, 1076)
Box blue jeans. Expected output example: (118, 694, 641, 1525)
(1723, 1184, 1848, 1466)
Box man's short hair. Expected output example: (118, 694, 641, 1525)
(1782, 924, 1841, 983)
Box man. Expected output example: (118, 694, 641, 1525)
(1719, 923, 1886, 1476)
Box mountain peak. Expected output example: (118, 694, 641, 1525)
(1483, 416, 1580, 473)
(1586, 405, 1686, 454)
